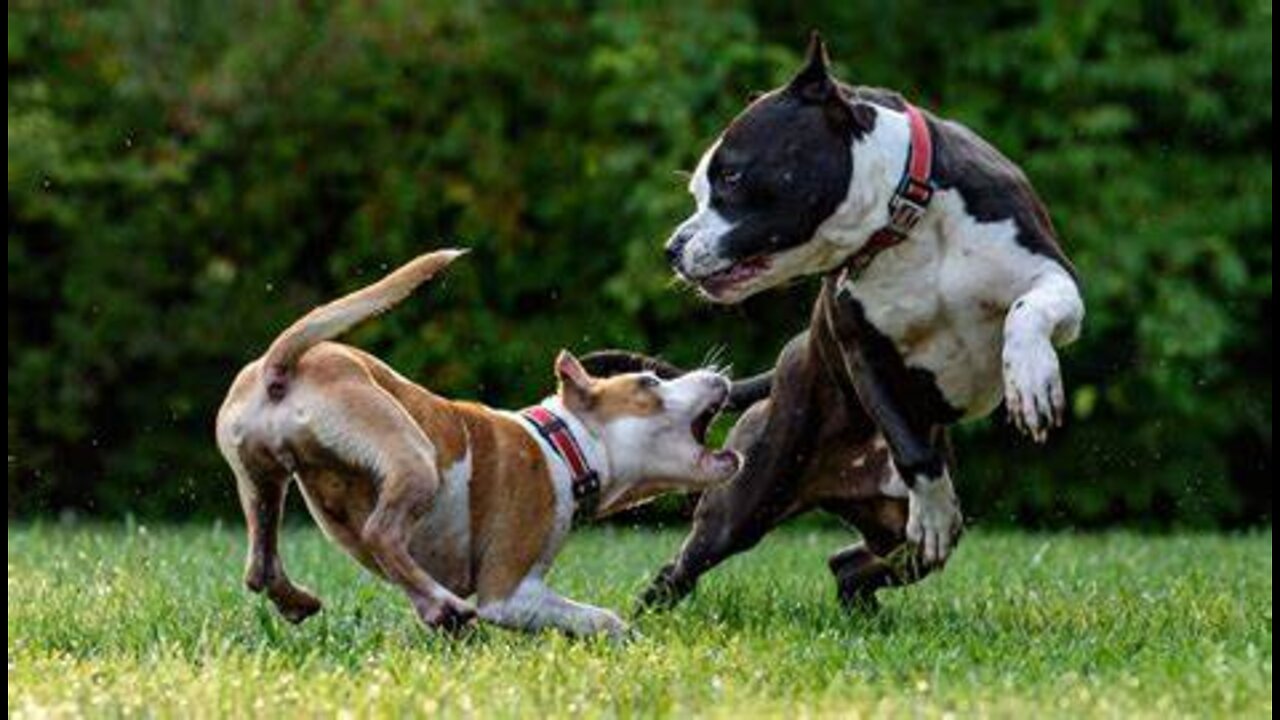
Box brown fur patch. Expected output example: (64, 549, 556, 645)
(589, 375, 664, 421)
(326, 346, 468, 468)
(455, 403, 557, 603)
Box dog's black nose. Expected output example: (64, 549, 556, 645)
(665, 230, 692, 270)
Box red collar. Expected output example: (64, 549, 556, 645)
(843, 102, 934, 280)
(520, 405, 601, 521)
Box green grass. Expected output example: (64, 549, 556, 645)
(8, 523, 1272, 718)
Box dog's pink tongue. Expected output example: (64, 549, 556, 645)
(705, 449, 742, 477)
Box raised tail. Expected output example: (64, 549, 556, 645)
(262, 248, 466, 399)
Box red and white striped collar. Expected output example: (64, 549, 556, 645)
(519, 404, 602, 522)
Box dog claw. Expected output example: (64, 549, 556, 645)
(272, 589, 323, 624)
(905, 476, 963, 569)
(634, 565, 692, 615)
(1003, 335, 1065, 444)
(417, 597, 477, 632)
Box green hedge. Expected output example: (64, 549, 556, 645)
(8, 1, 1271, 526)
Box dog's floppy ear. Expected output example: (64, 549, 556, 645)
(555, 350, 595, 411)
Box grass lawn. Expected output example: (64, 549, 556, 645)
(7, 522, 1272, 718)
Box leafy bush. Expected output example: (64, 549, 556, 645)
(8, 1, 1271, 526)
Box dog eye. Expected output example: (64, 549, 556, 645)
(638, 375, 660, 389)
(721, 169, 743, 187)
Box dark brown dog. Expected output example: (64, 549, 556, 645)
(586, 283, 929, 612)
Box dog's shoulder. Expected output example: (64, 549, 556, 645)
(925, 112, 1076, 277)
(842, 83, 1075, 277)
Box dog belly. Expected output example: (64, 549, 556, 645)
(292, 456, 475, 597)
(294, 470, 383, 575)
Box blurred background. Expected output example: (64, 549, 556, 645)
(8, 1, 1271, 528)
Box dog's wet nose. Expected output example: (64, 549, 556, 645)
(665, 229, 692, 271)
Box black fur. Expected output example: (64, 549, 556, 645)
(703, 68, 1075, 276)
(925, 114, 1077, 277)
(706, 91, 854, 262)
(699, 34, 865, 265)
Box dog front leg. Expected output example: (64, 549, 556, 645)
(826, 281, 962, 569)
(638, 334, 819, 612)
(479, 578, 627, 639)
(1003, 268, 1085, 442)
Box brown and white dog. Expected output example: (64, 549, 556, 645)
(215, 249, 740, 637)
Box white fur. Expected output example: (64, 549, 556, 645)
(511, 371, 730, 520)
(688, 138, 720, 206)
(483, 377, 731, 636)
(675, 105, 1083, 420)
(597, 370, 732, 495)
(873, 438, 911, 498)
(672, 139, 739, 279)
(1002, 268, 1084, 441)
(477, 576, 627, 639)
(906, 469, 962, 567)
(499, 400, 587, 572)
(414, 445, 472, 572)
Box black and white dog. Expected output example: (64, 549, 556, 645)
(587, 33, 1083, 610)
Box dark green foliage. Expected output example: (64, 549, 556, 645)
(8, 1, 1271, 525)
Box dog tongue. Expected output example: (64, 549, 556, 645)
(700, 257, 770, 299)
(704, 449, 741, 475)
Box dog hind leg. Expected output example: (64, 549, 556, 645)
(822, 430, 956, 611)
(216, 428, 323, 624)
(310, 381, 476, 631)
(825, 497, 936, 612)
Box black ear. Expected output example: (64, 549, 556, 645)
(787, 31, 837, 104)
(787, 31, 860, 133)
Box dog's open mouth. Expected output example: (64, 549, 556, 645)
(690, 401, 720, 445)
(697, 255, 771, 297)
(689, 389, 740, 475)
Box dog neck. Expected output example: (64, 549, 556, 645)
(815, 103, 915, 258)
(524, 395, 614, 519)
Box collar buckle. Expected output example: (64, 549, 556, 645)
(840, 102, 934, 282)
(885, 183, 931, 238)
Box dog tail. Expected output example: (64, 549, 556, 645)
(262, 248, 467, 399)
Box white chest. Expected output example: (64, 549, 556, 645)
(838, 190, 1055, 418)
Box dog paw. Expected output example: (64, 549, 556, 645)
(584, 609, 630, 641)
(906, 474, 962, 568)
(272, 587, 323, 625)
(416, 595, 477, 632)
(1003, 333, 1064, 443)
(634, 564, 693, 614)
